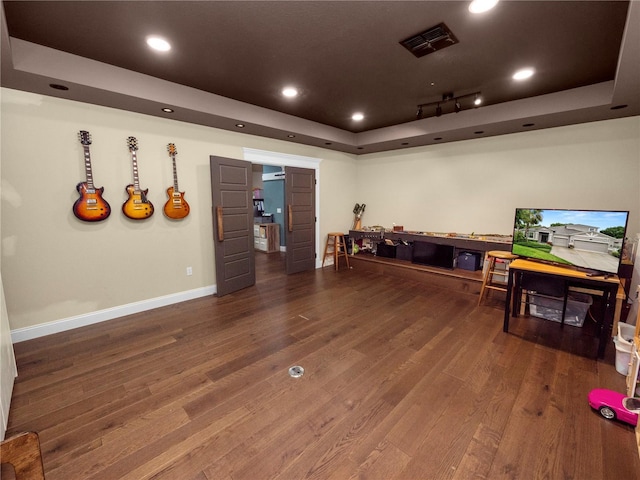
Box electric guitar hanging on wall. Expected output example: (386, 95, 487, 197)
(73, 130, 111, 222)
(122, 136, 154, 219)
(163, 143, 190, 219)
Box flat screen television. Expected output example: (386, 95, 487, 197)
(511, 208, 629, 276)
(412, 241, 456, 269)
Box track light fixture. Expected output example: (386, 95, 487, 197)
(416, 91, 482, 119)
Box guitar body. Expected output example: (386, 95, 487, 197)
(122, 184, 154, 219)
(73, 181, 111, 222)
(163, 187, 190, 219)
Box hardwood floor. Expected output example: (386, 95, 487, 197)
(5, 252, 640, 479)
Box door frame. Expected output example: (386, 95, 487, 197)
(243, 148, 322, 268)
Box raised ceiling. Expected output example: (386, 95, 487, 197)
(2, 1, 639, 155)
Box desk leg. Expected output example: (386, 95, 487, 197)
(598, 286, 616, 359)
(503, 268, 515, 332)
(560, 282, 569, 329)
(513, 270, 522, 318)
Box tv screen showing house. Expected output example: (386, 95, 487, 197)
(511, 208, 629, 275)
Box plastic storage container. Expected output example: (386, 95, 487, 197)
(614, 336, 632, 375)
(618, 322, 635, 345)
(528, 291, 593, 327)
(614, 322, 635, 376)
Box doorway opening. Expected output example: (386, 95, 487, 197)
(243, 148, 322, 283)
(252, 163, 287, 282)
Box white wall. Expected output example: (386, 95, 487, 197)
(1, 89, 357, 335)
(355, 117, 640, 237)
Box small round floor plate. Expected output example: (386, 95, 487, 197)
(288, 366, 304, 378)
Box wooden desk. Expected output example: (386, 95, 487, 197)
(503, 259, 620, 359)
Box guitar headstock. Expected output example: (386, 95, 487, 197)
(167, 143, 177, 157)
(78, 130, 92, 146)
(127, 136, 138, 152)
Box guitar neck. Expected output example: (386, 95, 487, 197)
(130, 150, 141, 191)
(82, 145, 95, 189)
(171, 154, 180, 191)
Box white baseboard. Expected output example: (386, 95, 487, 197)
(11, 285, 217, 343)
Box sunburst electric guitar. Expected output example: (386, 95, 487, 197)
(122, 136, 154, 220)
(73, 130, 111, 222)
(163, 143, 190, 219)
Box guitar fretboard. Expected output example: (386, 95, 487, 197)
(83, 145, 95, 190)
(171, 155, 180, 194)
(131, 150, 141, 192)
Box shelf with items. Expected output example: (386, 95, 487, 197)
(349, 229, 512, 277)
(253, 223, 280, 253)
(253, 198, 265, 214)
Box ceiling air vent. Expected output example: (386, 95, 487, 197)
(400, 22, 459, 58)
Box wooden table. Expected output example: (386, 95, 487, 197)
(503, 259, 621, 358)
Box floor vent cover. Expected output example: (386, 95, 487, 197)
(288, 366, 304, 378)
(400, 22, 459, 58)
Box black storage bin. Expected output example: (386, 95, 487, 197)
(457, 251, 481, 271)
(344, 234, 351, 254)
(412, 241, 456, 269)
(396, 243, 413, 261)
(376, 242, 396, 258)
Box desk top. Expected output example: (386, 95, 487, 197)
(509, 259, 620, 285)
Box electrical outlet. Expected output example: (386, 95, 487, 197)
(276, 207, 282, 213)
(186, 266, 193, 276)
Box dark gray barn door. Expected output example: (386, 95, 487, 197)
(210, 156, 255, 296)
(285, 166, 316, 274)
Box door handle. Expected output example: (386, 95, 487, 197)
(216, 206, 224, 241)
(288, 205, 293, 232)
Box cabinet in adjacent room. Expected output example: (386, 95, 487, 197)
(254, 223, 280, 253)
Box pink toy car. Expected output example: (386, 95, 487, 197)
(588, 388, 638, 426)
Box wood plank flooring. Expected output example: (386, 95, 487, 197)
(4, 252, 640, 479)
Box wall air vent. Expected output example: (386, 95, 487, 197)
(400, 22, 459, 58)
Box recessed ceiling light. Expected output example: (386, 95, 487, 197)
(474, 95, 482, 106)
(474, 130, 485, 134)
(352, 112, 364, 121)
(287, 134, 296, 138)
(49, 83, 69, 91)
(434, 137, 443, 141)
(161, 107, 174, 113)
(282, 87, 298, 98)
(523, 123, 535, 127)
(513, 68, 535, 81)
(469, 0, 499, 14)
(611, 104, 628, 110)
(146, 36, 171, 52)
(235, 123, 245, 128)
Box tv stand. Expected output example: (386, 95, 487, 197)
(504, 259, 621, 358)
